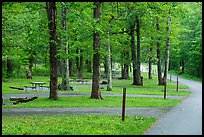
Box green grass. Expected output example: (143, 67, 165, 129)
(2, 72, 190, 135)
(169, 70, 202, 82)
(2, 73, 190, 97)
(2, 114, 157, 135)
(3, 96, 182, 108)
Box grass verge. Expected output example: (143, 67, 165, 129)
(2, 114, 157, 135)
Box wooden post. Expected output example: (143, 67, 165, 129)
(122, 87, 126, 122)
(170, 74, 171, 82)
(176, 76, 179, 92)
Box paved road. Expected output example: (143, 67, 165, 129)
(144, 75, 202, 135)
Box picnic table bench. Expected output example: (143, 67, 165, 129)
(28, 82, 46, 91)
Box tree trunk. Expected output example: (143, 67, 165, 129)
(6, 57, 13, 78)
(78, 49, 83, 79)
(86, 59, 92, 73)
(156, 18, 164, 85)
(46, 2, 58, 100)
(60, 4, 70, 90)
(106, 31, 112, 91)
(69, 58, 74, 76)
(121, 50, 130, 79)
(163, 15, 171, 82)
(129, 23, 137, 85)
(135, 16, 142, 86)
(104, 57, 108, 77)
(76, 48, 79, 75)
(29, 54, 34, 71)
(91, 2, 102, 99)
(148, 37, 153, 79)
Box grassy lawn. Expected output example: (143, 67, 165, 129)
(2, 114, 157, 135)
(2, 72, 190, 135)
(3, 96, 182, 109)
(2, 72, 190, 96)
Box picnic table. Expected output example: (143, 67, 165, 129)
(29, 82, 46, 91)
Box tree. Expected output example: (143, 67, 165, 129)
(46, 2, 58, 100)
(90, 2, 103, 99)
(135, 15, 142, 86)
(60, 2, 71, 90)
(156, 17, 164, 85)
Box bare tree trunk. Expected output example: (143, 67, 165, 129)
(60, 3, 70, 90)
(78, 49, 83, 79)
(148, 37, 153, 79)
(46, 2, 58, 100)
(121, 49, 130, 79)
(104, 57, 108, 77)
(129, 23, 137, 85)
(6, 57, 13, 78)
(156, 18, 164, 85)
(91, 2, 102, 99)
(69, 58, 74, 76)
(86, 59, 92, 73)
(163, 15, 171, 83)
(106, 31, 112, 91)
(135, 16, 142, 86)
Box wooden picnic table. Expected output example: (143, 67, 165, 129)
(29, 82, 46, 91)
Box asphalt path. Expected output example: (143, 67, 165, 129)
(144, 75, 202, 135)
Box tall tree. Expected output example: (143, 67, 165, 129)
(135, 15, 142, 86)
(90, 2, 103, 99)
(129, 22, 137, 85)
(106, 31, 112, 91)
(46, 2, 58, 100)
(163, 14, 171, 83)
(148, 37, 153, 79)
(60, 3, 71, 90)
(156, 17, 164, 85)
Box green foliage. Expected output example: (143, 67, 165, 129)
(2, 2, 202, 79)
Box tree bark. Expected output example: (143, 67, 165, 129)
(135, 16, 142, 86)
(163, 15, 171, 83)
(91, 2, 102, 99)
(104, 57, 108, 77)
(69, 58, 74, 76)
(46, 2, 58, 100)
(106, 31, 112, 91)
(86, 59, 92, 73)
(148, 37, 153, 79)
(60, 3, 70, 90)
(78, 49, 83, 79)
(6, 57, 13, 78)
(156, 18, 164, 85)
(129, 23, 137, 85)
(121, 49, 130, 79)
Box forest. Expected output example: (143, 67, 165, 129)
(2, 2, 202, 99)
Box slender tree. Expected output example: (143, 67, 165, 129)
(148, 37, 153, 79)
(106, 31, 112, 91)
(46, 2, 58, 100)
(60, 3, 71, 90)
(135, 15, 142, 86)
(156, 17, 164, 85)
(91, 2, 103, 99)
(129, 22, 137, 85)
(163, 14, 171, 83)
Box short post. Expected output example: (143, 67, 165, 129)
(122, 87, 126, 122)
(170, 74, 171, 82)
(176, 76, 179, 92)
(164, 80, 167, 99)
